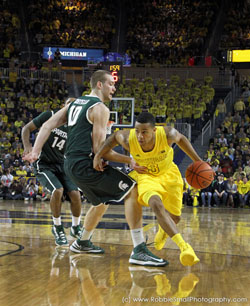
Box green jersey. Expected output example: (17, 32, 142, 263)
(33, 110, 67, 164)
(66, 96, 102, 157)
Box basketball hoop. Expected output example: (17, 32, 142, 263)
(107, 121, 115, 135)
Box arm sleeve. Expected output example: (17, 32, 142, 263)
(32, 111, 53, 129)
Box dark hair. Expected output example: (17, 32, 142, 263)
(136, 112, 155, 127)
(90, 70, 111, 89)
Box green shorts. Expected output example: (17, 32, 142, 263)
(64, 156, 136, 206)
(34, 160, 78, 194)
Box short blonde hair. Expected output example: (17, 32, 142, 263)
(90, 70, 111, 89)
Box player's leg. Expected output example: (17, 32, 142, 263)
(67, 190, 82, 239)
(154, 213, 180, 250)
(125, 183, 168, 267)
(148, 195, 199, 266)
(143, 167, 199, 266)
(35, 167, 69, 247)
(70, 203, 108, 254)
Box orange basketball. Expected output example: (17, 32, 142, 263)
(185, 161, 214, 189)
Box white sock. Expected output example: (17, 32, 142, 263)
(130, 228, 144, 248)
(80, 228, 94, 241)
(72, 216, 81, 227)
(53, 216, 61, 226)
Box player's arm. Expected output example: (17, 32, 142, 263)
(91, 103, 110, 154)
(94, 130, 147, 173)
(164, 126, 202, 162)
(23, 106, 68, 163)
(93, 129, 131, 170)
(21, 121, 38, 155)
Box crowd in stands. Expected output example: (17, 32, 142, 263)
(126, 0, 219, 66)
(0, 1, 21, 62)
(27, 0, 116, 49)
(99, 74, 215, 129)
(220, 0, 250, 49)
(184, 82, 250, 209)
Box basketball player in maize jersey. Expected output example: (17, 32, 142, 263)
(94, 112, 202, 266)
(23, 70, 167, 266)
(22, 103, 82, 247)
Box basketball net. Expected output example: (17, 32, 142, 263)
(107, 121, 115, 135)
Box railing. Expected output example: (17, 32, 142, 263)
(174, 123, 192, 141)
(0, 67, 66, 81)
(201, 120, 212, 146)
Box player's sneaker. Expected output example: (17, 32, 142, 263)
(70, 225, 82, 239)
(70, 239, 105, 254)
(180, 243, 200, 266)
(154, 225, 168, 250)
(52, 225, 69, 247)
(129, 242, 168, 266)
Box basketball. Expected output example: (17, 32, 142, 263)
(185, 161, 214, 189)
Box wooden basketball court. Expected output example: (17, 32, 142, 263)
(0, 200, 249, 306)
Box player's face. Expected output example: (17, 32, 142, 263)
(135, 122, 156, 147)
(101, 74, 116, 102)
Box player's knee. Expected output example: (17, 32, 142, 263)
(53, 188, 64, 199)
(94, 203, 108, 217)
(149, 196, 164, 214)
(68, 190, 81, 203)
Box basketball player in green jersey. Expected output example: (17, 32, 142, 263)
(22, 106, 82, 247)
(23, 70, 167, 266)
(94, 112, 201, 266)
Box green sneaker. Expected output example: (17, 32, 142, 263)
(70, 239, 105, 254)
(70, 225, 82, 239)
(129, 242, 168, 267)
(52, 225, 69, 247)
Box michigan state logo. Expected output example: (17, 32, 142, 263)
(118, 181, 129, 191)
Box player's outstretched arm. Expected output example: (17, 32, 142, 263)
(23, 106, 68, 163)
(165, 126, 202, 162)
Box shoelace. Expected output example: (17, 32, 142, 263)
(145, 235, 154, 247)
(58, 230, 66, 240)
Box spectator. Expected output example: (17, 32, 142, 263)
(200, 185, 213, 208)
(7, 180, 24, 200)
(238, 176, 250, 208)
(213, 173, 228, 206)
(25, 178, 39, 201)
(1, 168, 13, 199)
(216, 99, 227, 125)
(225, 176, 238, 208)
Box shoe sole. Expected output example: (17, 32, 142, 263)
(70, 244, 104, 254)
(129, 266, 166, 273)
(55, 241, 69, 247)
(129, 258, 169, 267)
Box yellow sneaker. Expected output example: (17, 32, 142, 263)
(154, 225, 168, 250)
(180, 243, 200, 266)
